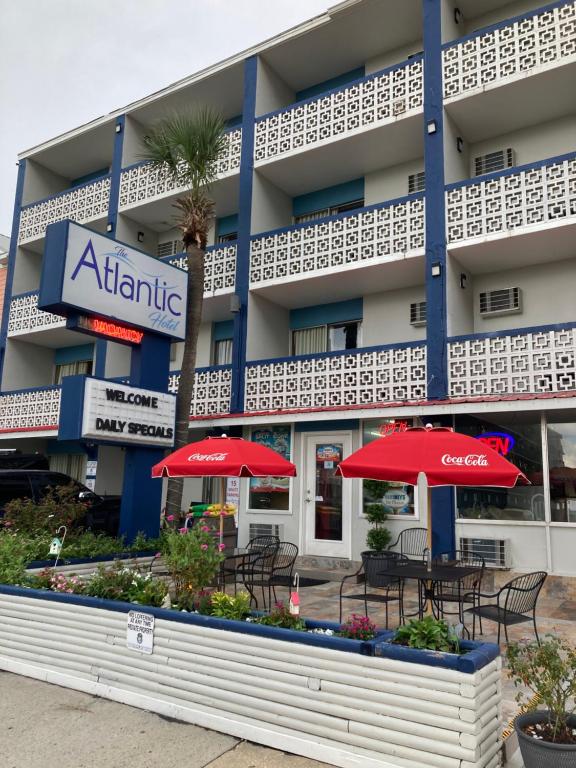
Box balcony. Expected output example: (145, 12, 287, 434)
(0, 386, 61, 435)
(118, 128, 242, 212)
(446, 152, 576, 270)
(17, 175, 111, 246)
(448, 323, 576, 398)
(249, 195, 425, 301)
(244, 343, 426, 414)
(443, 2, 576, 140)
(8, 292, 66, 339)
(161, 242, 236, 296)
(168, 366, 231, 417)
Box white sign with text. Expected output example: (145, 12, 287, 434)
(126, 610, 155, 654)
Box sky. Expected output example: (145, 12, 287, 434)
(0, 0, 332, 236)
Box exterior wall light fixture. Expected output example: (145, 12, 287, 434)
(137, 231, 145, 243)
(115, 123, 122, 134)
(431, 263, 442, 277)
(427, 120, 438, 135)
(230, 294, 241, 313)
(106, 223, 113, 233)
(454, 8, 463, 24)
(456, 136, 464, 153)
(460, 272, 467, 289)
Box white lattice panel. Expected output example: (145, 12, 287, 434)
(18, 177, 111, 244)
(443, 2, 576, 99)
(167, 244, 236, 294)
(168, 367, 231, 416)
(244, 346, 427, 412)
(449, 328, 576, 397)
(118, 129, 242, 209)
(0, 388, 61, 432)
(250, 197, 424, 286)
(8, 293, 66, 336)
(254, 59, 423, 163)
(446, 154, 576, 243)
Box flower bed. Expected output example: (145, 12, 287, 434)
(0, 583, 502, 768)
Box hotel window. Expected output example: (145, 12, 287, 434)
(294, 199, 364, 225)
(546, 418, 576, 523)
(361, 419, 415, 517)
(249, 426, 291, 511)
(54, 358, 92, 385)
(291, 321, 362, 356)
(213, 338, 233, 366)
(455, 413, 544, 521)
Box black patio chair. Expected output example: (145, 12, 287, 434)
(431, 550, 485, 626)
(339, 550, 407, 627)
(222, 534, 280, 591)
(242, 542, 298, 610)
(390, 527, 428, 560)
(464, 571, 547, 645)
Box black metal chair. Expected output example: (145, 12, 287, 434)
(339, 550, 407, 627)
(222, 534, 280, 590)
(242, 541, 298, 610)
(390, 527, 428, 560)
(464, 571, 547, 645)
(432, 550, 485, 626)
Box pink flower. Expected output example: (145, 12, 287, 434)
(166, 514, 175, 522)
(155, 552, 162, 558)
(178, 527, 188, 534)
(200, 544, 208, 551)
(200, 525, 210, 532)
(218, 544, 226, 551)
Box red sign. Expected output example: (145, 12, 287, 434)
(378, 421, 409, 437)
(78, 316, 143, 344)
(476, 432, 515, 457)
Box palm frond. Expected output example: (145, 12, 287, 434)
(140, 107, 227, 192)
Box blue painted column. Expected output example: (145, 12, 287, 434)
(423, 0, 455, 556)
(230, 56, 257, 413)
(0, 160, 26, 386)
(119, 332, 172, 541)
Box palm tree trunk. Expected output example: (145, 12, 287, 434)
(165, 243, 205, 518)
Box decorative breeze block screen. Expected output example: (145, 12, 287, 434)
(0, 388, 61, 432)
(244, 346, 427, 412)
(8, 293, 66, 336)
(167, 244, 236, 295)
(168, 367, 231, 416)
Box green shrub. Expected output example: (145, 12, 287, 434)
(394, 616, 459, 653)
(3, 484, 88, 535)
(364, 503, 391, 552)
(209, 591, 251, 621)
(0, 532, 35, 585)
(256, 602, 306, 631)
(161, 526, 223, 601)
(84, 562, 167, 607)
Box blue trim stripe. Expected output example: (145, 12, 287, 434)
(442, 0, 572, 51)
(246, 340, 424, 369)
(255, 55, 424, 124)
(446, 149, 576, 191)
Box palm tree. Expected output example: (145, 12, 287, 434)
(141, 108, 227, 518)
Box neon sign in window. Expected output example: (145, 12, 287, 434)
(476, 431, 515, 457)
(78, 316, 144, 345)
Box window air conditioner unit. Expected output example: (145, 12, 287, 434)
(479, 287, 521, 317)
(408, 171, 425, 194)
(249, 522, 283, 540)
(459, 537, 511, 569)
(474, 148, 514, 177)
(156, 239, 183, 258)
(410, 301, 427, 326)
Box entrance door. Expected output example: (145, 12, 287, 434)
(303, 433, 352, 558)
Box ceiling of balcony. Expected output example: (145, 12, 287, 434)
(9, 327, 89, 349)
(260, 0, 422, 93)
(23, 123, 116, 181)
(445, 61, 576, 144)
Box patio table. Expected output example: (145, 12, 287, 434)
(220, 547, 254, 589)
(380, 562, 482, 623)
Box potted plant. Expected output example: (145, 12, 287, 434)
(507, 636, 576, 767)
(361, 493, 392, 586)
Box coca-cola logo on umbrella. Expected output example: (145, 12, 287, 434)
(187, 452, 229, 462)
(441, 454, 489, 467)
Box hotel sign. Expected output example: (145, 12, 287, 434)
(39, 220, 187, 340)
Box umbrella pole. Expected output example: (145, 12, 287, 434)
(425, 485, 433, 617)
(220, 477, 226, 548)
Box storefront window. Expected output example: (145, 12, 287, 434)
(362, 419, 415, 517)
(455, 413, 544, 521)
(248, 426, 291, 511)
(546, 420, 576, 523)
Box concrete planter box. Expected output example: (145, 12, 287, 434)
(0, 585, 502, 768)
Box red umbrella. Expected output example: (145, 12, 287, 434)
(336, 425, 529, 550)
(152, 435, 296, 545)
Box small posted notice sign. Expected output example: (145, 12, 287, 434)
(126, 610, 155, 654)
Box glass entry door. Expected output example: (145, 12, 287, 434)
(303, 433, 352, 558)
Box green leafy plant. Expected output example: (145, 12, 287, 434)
(3, 484, 88, 535)
(338, 614, 377, 641)
(365, 503, 391, 552)
(256, 601, 306, 631)
(394, 616, 460, 653)
(209, 591, 251, 621)
(160, 526, 223, 601)
(0, 531, 35, 585)
(84, 562, 167, 607)
(507, 636, 576, 744)
(26, 568, 85, 594)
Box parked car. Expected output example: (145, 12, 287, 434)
(0, 470, 120, 536)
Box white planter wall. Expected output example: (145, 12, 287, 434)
(0, 591, 501, 768)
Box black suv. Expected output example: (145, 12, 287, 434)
(0, 470, 120, 536)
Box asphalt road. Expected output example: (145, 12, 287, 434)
(0, 671, 329, 768)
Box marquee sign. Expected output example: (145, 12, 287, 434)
(39, 220, 187, 340)
(59, 376, 176, 448)
(67, 315, 144, 345)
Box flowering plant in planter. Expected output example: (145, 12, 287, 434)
(161, 526, 223, 602)
(337, 614, 377, 641)
(256, 601, 306, 631)
(507, 636, 576, 749)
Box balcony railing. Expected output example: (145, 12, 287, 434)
(162, 242, 237, 295)
(443, 1, 576, 100)
(0, 386, 61, 433)
(18, 175, 111, 245)
(254, 57, 424, 164)
(168, 366, 231, 417)
(8, 292, 66, 336)
(244, 343, 426, 413)
(446, 151, 576, 244)
(249, 195, 425, 287)
(118, 128, 242, 210)
(448, 323, 576, 397)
